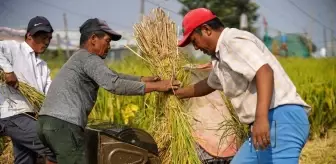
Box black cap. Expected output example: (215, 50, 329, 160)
(27, 16, 54, 35)
(79, 18, 122, 41)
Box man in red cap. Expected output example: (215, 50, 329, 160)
(175, 8, 310, 164)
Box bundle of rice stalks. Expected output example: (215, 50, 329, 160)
(0, 70, 45, 115)
(127, 8, 201, 164)
(0, 137, 13, 164)
(218, 93, 249, 148)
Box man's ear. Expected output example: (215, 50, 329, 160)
(201, 24, 212, 36)
(90, 34, 97, 45)
(26, 33, 33, 40)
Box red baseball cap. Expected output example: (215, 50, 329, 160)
(178, 8, 217, 47)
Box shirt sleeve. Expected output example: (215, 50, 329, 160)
(44, 67, 52, 94)
(115, 73, 141, 81)
(83, 55, 145, 95)
(0, 41, 14, 72)
(222, 37, 268, 81)
(207, 70, 222, 90)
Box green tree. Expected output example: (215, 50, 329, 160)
(178, 0, 259, 32)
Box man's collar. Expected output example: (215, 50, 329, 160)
(211, 55, 219, 61)
(215, 28, 228, 53)
(22, 41, 35, 54)
(21, 41, 43, 64)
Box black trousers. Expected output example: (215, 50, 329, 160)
(0, 114, 56, 164)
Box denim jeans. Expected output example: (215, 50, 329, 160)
(231, 105, 310, 164)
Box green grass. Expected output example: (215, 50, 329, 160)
(278, 57, 336, 138)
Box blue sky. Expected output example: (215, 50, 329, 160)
(0, 0, 335, 49)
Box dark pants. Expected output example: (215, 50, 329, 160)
(37, 115, 86, 164)
(0, 114, 57, 164)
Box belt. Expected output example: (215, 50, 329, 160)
(23, 112, 38, 120)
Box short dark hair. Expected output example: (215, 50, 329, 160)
(194, 17, 224, 34)
(79, 30, 107, 47)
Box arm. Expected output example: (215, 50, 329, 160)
(116, 73, 169, 90)
(118, 73, 160, 82)
(83, 55, 177, 95)
(174, 78, 215, 99)
(83, 55, 145, 95)
(0, 41, 14, 73)
(253, 64, 273, 150)
(144, 80, 179, 93)
(106, 67, 156, 82)
(115, 73, 141, 81)
(174, 69, 220, 99)
(227, 37, 273, 150)
(255, 64, 274, 122)
(44, 67, 52, 94)
(0, 41, 18, 88)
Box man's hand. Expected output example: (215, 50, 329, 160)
(172, 78, 215, 99)
(141, 76, 161, 82)
(252, 116, 270, 151)
(144, 79, 180, 93)
(196, 62, 212, 69)
(4, 72, 18, 89)
(155, 80, 180, 92)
